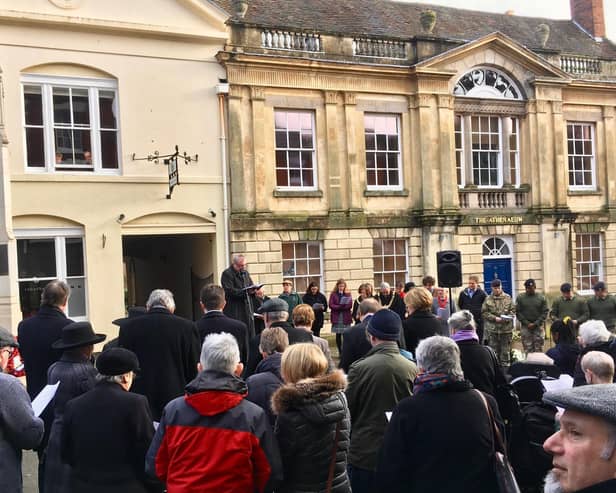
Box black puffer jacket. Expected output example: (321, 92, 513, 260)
(272, 371, 351, 493)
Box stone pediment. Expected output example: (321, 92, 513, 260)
(413, 32, 570, 99)
(0, 0, 228, 40)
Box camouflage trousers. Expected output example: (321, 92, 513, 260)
(520, 325, 545, 354)
(486, 331, 513, 367)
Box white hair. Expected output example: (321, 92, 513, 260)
(146, 289, 175, 312)
(416, 335, 464, 380)
(448, 310, 476, 333)
(579, 320, 611, 346)
(200, 332, 240, 374)
(265, 310, 288, 324)
(380, 282, 390, 291)
(232, 254, 245, 265)
(581, 351, 615, 382)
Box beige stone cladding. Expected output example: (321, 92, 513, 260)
(230, 227, 420, 296)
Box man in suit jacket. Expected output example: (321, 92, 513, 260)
(339, 298, 380, 373)
(119, 289, 200, 421)
(60, 348, 160, 492)
(18, 279, 73, 400)
(196, 284, 248, 364)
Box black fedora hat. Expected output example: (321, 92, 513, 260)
(112, 306, 146, 326)
(52, 322, 106, 350)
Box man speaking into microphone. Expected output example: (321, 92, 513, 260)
(221, 254, 259, 342)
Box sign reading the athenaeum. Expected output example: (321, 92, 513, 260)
(465, 215, 524, 225)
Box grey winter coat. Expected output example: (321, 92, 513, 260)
(0, 373, 44, 493)
(272, 370, 351, 493)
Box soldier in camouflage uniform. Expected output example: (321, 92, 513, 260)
(515, 278, 549, 354)
(482, 279, 516, 367)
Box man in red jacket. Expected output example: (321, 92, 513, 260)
(146, 332, 282, 492)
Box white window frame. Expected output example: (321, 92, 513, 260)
(575, 232, 603, 295)
(456, 114, 520, 188)
(21, 74, 121, 174)
(567, 122, 596, 191)
(364, 113, 403, 191)
(372, 239, 408, 286)
(274, 109, 317, 190)
(15, 228, 88, 321)
(281, 241, 323, 292)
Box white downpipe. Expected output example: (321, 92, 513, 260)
(216, 83, 230, 264)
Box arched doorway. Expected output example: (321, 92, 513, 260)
(482, 236, 514, 296)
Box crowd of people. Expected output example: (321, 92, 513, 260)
(2, 253, 616, 492)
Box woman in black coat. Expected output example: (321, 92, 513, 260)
(546, 320, 580, 377)
(376, 335, 503, 493)
(44, 322, 105, 493)
(402, 287, 442, 355)
(272, 343, 350, 493)
(302, 282, 328, 337)
(449, 310, 505, 396)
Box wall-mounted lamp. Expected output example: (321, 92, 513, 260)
(116, 213, 125, 224)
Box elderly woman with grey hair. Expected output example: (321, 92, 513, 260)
(573, 319, 616, 386)
(449, 310, 505, 397)
(376, 335, 503, 493)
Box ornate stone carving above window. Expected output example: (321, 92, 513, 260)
(454, 99, 527, 116)
(453, 67, 522, 100)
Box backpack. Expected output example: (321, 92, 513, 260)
(509, 402, 557, 489)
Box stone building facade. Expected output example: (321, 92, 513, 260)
(214, 0, 616, 300)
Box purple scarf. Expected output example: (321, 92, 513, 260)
(451, 329, 479, 343)
(413, 372, 459, 394)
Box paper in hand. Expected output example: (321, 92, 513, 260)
(31, 382, 60, 417)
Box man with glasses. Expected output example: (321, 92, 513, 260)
(0, 326, 44, 493)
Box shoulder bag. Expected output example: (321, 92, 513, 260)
(476, 390, 521, 493)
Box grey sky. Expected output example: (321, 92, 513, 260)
(400, 0, 616, 41)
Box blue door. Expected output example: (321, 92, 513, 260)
(483, 258, 513, 296)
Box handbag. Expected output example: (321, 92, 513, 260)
(325, 421, 341, 493)
(476, 390, 521, 493)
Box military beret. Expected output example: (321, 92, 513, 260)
(543, 384, 616, 425)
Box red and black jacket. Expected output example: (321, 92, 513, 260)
(146, 370, 282, 493)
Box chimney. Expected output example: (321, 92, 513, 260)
(570, 0, 605, 39)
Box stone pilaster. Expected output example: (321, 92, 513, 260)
(415, 94, 437, 211)
(227, 85, 252, 212)
(344, 92, 362, 211)
(324, 91, 344, 211)
(250, 86, 267, 212)
(552, 100, 567, 209)
(603, 106, 616, 211)
(437, 94, 457, 211)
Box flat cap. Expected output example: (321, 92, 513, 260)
(258, 297, 289, 313)
(0, 327, 18, 348)
(96, 348, 140, 376)
(543, 384, 616, 425)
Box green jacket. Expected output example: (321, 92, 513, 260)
(278, 292, 302, 315)
(550, 296, 589, 325)
(515, 292, 548, 327)
(482, 292, 515, 334)
(345, 342, 417, 471)
(587, 295, 616, 329)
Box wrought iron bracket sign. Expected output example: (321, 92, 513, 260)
(132, 145, 198, 199)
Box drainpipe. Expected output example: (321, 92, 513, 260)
(216, 81, 230, 264)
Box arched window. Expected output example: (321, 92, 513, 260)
(453, 67, 522, 189)
(482, 236, 511, 257)
(454, 67, 521, 100)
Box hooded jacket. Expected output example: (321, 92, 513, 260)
(146, 370, 282, 493)
(272, 371, 351, 493)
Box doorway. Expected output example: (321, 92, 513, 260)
(122, 234, 214, 320)
(482, 236, 514, 296)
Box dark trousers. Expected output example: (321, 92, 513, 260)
(348, 464, 376, 493)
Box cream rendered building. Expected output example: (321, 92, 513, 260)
(0, 0, 230, 335)
(214, 0, 616, 301)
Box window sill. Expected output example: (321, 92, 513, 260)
(273, 189, 324, 198)
(568, 189, 602, 196)
(364, 189, 409, 197)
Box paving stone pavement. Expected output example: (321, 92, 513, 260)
(22, 450, 38, 493)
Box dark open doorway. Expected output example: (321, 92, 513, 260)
(122, 234, 214, 320)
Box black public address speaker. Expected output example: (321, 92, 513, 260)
(436, 250, 462, 288)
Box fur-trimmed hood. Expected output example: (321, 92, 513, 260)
(271, 370, 347, 424)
